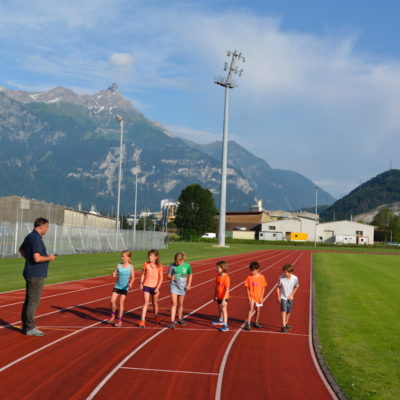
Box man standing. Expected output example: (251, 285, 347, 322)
(19, 217, 56, 336)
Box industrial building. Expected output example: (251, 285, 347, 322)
(0, 195, 115, 228)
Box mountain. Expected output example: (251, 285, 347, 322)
(0, 84, 334, 214)
(184, 140, 335, 210)
(320, 169, 400, 221)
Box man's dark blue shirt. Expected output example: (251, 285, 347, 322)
(20, 230, 49, 278)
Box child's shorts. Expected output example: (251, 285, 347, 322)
(280, 299, 293, 312)
(113, 287, 128, 295)
(143, 286, 157, 295)
(217, 299, 229, 305)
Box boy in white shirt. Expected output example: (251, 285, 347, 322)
(277, 264, 299, 333)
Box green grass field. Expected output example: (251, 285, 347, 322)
(0, 242, 275, 292)
(314, 252, 400, 400)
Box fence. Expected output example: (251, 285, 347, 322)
(0, 221, 168, 258)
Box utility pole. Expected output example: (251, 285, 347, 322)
(314, 187, 319, 247)
(214, 50, 245, 247)
(114, 114, 124, 250)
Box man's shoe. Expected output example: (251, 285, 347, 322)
(26, 328, 45, 336)
(253, 322, 261, 328)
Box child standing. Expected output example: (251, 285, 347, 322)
(244, 261, 267, 330)
(212, 260, 230, 332)
(277, 263, 299, 333)
(107, 250, 135, 327)
(139, 249, 163, 328)
(167, 252, 193, 329)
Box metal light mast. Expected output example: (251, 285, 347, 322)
(114, 114, 124, 249)
(214, 50, 245, 247)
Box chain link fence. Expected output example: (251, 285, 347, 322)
(0, 221, 168, 258)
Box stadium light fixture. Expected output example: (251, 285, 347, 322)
(114, 114, 124, 249)
(214, 50, 245, 247)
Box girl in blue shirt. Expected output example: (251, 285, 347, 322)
(107, 250, 134, 327)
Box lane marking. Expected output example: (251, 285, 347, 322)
(1, 251, 288, 372)
(86, 251, 298, 399)
(214, 251, 304, 400)
(120, 367, 218, 376)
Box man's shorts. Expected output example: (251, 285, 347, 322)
(143, 286, 157, 295)
(113, 287, 128, 296)
(280, 299, 293, 312)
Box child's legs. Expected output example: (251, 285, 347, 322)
(110, 292, 119, 313)
(152, 292, 159, 316)
(118, 295, 127, 318)
(281, 311, 287, 327)
(177, 295, 185, 320)
(170, 293, 178, 321)
(255, 305, 261, 323)
(141, 291, 151, 320)
(220, 300, 228, 324)
(247, 300, 255, 323)
(285, 312, 291, 325)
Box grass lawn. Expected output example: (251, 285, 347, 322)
(314, 252, 400, 400)
(0, 241, 280, 292)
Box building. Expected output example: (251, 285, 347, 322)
(316, 220, 374, 245)
(0, 195, 115, 229)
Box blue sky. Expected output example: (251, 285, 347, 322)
(1, 0, 400, 199)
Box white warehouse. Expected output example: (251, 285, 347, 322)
(259, 217, 374, 245)
(316, 220, 374, 245)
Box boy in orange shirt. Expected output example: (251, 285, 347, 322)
(212, 260, 230, 332)
(244, 261, 267, 330)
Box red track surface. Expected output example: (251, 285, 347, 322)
(0, 250, 337, 399)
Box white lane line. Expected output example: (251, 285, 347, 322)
(0, 250, 275, 308)
(308, 253, 339, 400)
(86, 251, 297, 399)
(0, 283, 112, 308)
(1, 250, 286, 329)
(120, 367, 218, 376)
(214, 251, 304, 400)
(0, 251, 280, 372)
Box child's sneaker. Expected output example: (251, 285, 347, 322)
(138, 320, 145, 328)
(167, 322, 175, 329)
(212, 319, 224, 325)
(219, 325, 229, 332)
(114, 319, 122, 327)
(153, 316, 162, 325)
(253, 322, 261, 329)
(285, 324, 293, 330)
(243, 322, 251, 331)
(176, 319, 186, 326)
(280, 326, 288, 333)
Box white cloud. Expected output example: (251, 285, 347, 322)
(166, 125, 221, 143)
(108, 53, 134, 69)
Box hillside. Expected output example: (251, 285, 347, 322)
(321, 169, 400, 221)
(0, 84, 334, 214)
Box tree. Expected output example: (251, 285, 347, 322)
(175, 184, 217, 240)
(372, 208, 400, 242)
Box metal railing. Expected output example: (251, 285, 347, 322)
(0, 221, 168, 258)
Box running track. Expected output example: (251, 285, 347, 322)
(0, 250, 338, 399)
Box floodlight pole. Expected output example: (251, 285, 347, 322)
(133, 172, 138, 248)
(114, 114, 124, 249)
(215, 51, 245, 247)
(314, 187, 319, 247)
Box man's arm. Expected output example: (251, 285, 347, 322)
(33, 253, 56, 263)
